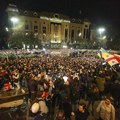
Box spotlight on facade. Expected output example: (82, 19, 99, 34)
(27, 45, 30, 49)
(63, 76, 68, 83)
(35, 45, 38, 49)
(25, 33, 29, 35)
(5, 27, 9, 31)
(78, 32, 82, 36)
(102, 36, 106, 39)
(43, 48, 46, 51)
(22, 43, 25, 49)
(63, 45, 68, 48)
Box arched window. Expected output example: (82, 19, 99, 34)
(33, 12, 38, 16)
(54, 13, 59, 19)
(24, 10, 28, 15)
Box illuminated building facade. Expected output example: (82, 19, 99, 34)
(7, 4, 91, 48)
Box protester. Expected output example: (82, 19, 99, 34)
(30, 91, 48, 120)
(0, 49, 120, 120)
(96, 95, 115, 120)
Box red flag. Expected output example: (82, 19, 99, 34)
(114, 54, 120, 63)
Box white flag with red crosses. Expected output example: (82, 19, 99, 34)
(103, 54, 119, 66)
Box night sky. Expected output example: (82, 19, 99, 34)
(0, 0, 120, 33)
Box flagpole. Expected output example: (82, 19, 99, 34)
(111, 66, 117, 72)
(99, 48, 104, 70)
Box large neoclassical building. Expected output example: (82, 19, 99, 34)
(7, 4, 91, 48)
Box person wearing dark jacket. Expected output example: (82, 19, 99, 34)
(75, 103, 89, 120)
(62, 96, 72, 120)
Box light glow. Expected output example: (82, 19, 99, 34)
(63, 45, 68, 48)
(78, 32, 82, 36)
(63, 76, 68, 82)
(10, 17, 19, 23)
(102, 36, 106, 39)
(43, 48, 46, 51)
(98, 28, 105, 34)
(5, 27, 9, 31)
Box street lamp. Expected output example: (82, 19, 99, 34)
(10, 17, 19, 29)
(97, 27, 106, 47)
(78, 32, 82, 37)
(97, 28, 105, 37)
(5, 27, 9, 32)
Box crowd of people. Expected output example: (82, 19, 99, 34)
(0, 49, 120, 120)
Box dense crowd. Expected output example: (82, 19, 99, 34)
(0, 50, 120, 120)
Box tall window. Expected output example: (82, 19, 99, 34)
(25, 25, 29, 31)
(86, 29, 90, 39)
(83, 29, 86, 39)
(71, 30, 74, 43)
(34, 25, 38, 33)
(54, 24, 58, 34)
(71, 30, 74, 38)
(65, 29, 68, 42)
(65, 29, 68, 38)
(77, 30, 80, 35)
(43, 26, 46, 34)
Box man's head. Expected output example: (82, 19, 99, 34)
(105, 95, 113, 105)
(56, 110, 65, 120)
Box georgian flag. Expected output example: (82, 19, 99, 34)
(114, 54, 120, 63)
(103, 54, 119, 66)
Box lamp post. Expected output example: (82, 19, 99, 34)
(97, 27, 106, 47)
(97, 28, 105, 38)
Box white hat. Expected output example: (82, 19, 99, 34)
(39, 101, 48, 113)
(31, 102, 40, 113)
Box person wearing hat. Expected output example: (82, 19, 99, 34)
(30, 91, 49, 120)
(96, 72, 106, 99)
(96, 95, 115, 120)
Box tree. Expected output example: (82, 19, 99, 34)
(9, 32, 40, 49)
(106, 34, 120, 50)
